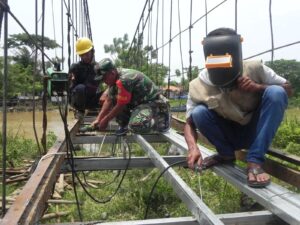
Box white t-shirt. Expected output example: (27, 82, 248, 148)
(186, 65, 286, 119)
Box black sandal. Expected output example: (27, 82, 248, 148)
(247, 167, 271, 188)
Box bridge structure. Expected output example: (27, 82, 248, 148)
(1, 1, 300, 224)
(1, 115, 300, 225)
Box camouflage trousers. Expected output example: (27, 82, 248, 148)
(116, 95, 170, 134)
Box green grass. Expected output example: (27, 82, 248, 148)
(2, 106, 299, 223)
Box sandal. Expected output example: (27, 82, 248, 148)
(201, 154, 235, 170)
(247, 167, 271, 188)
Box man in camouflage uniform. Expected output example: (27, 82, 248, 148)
(91, 58, 170, 135)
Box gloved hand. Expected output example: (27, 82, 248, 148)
(79, 124, 96, 133)
(237, 76, 266, 93)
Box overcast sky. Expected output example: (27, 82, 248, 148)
(3, 0, 300, 79)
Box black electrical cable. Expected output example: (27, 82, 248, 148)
(56, 95, 83, 221)
(72, 137, 132, 204)
(144, 159, 187, 219)
(57, 100, 133, 204)
(81, 136, 129, 189)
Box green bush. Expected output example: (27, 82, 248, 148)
(272, 118, 300, 154)
(0, 131, 57, 167)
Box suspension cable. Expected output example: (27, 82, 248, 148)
(1, 0, 8, 216)
(161, 0, 164, 70)
(177, 0, 184, 83)
(32, 0, 41, 156)
(0, 1, 55, 64)
(83, 0, 92, 40)
(244, 41, 300, 60)
(61, 0, 64, 70)
(41, 0, 48, 154)
(269, 0, 274, 63)
(205, 0, 208, 35)
(127, 0, 150, 57)
(51, 0, 58, 58)
(235, 0, 238, 31)
(146, 0, 151, 75)
(188, 0, 193, 81)
(155, 0, 159, 85)
(155, 0, 228, 52)
(167, 0, 173, 98)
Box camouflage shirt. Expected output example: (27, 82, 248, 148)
(108, 68, 161, 109)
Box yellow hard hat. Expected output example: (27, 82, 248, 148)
(75, 37, 93, 55)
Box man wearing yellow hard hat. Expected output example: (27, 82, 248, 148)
(69, 37, 102, 119)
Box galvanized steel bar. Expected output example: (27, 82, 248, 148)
(161, 129, 300, 225)
(134, 134, 224, 225)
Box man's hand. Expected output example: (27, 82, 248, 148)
(187, 147, 203, 170)
(98, 117, 109, 130)
(91, 119, 99, 128)
(282, 82, 293, 97)
(237, 76, 266, 93)
(184, 118, 203, 170)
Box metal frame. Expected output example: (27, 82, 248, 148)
(1, 119, 300, 225)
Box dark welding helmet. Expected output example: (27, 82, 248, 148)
(94, 58, 116, 81)
(203, 31, 243, 88)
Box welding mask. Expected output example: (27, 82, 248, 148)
(203, 34, 243, 88)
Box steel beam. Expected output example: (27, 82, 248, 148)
(161, 129, 300, 225)
(72, 134, 165, 144)
(60, 156, 187, 172)
(134, 134, 224, 225)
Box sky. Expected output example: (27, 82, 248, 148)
(3, 0, 300, 80)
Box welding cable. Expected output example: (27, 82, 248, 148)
(144, 159, 187, 219)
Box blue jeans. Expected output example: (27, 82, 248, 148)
(191, 85, 288, 164)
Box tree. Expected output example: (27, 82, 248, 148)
(0, 33, 60, 98)
(265, 59, 300, 97)
(104, 34, 168, 87)
(0, 57, 43, 98)
(7, 33, 60, 67)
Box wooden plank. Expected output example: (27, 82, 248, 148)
(236, 151, 300, 188)
(267, 148, 300, 166)
(0, 120, 79, 225)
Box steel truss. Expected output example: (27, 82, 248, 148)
(1, 119, 299, 225)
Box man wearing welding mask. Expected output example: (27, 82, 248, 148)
(184, 27, 293, 188)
